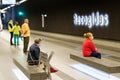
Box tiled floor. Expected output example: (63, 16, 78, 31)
(0, 30, 120, 80)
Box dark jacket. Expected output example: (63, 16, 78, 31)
(27, 43, 40, 65)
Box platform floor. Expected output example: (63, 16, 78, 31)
(0, 30, 120, 80)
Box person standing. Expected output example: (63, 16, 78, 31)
(13, 21, 20, 46)
(21, 19, 30, 53)
(8, 19, 14, 45)
(82, 32, 101, 59)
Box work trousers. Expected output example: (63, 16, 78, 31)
(23, 37, 30, 53)
(10, 32, 13, 45)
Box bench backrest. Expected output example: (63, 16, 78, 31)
(40, 52, 48, 63)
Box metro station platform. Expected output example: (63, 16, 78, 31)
(0, 30, 120, 80)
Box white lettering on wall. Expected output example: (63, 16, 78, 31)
(73, 11, 109, 28)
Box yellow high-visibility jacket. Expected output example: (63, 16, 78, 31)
(13, 25, 20, 35)
(8, 21, 14, 32)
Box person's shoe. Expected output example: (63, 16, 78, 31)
(14, 44, 17, 47)
(24, 51, 28, 55)
(10, 43, 14, 45)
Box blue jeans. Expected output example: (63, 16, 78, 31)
(90, 52, 101, 59)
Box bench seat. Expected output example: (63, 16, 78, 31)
(13, 56, 47, 80)
(70, 54, 120, 73)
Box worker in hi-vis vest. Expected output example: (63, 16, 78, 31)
(13, 21, 21, 46)
(8, 19, 14, 45)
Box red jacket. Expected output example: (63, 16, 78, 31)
(82, 39, 98, 57)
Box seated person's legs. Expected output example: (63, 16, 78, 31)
(90, 52, 101, 59)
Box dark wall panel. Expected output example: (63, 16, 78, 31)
(25, 1, 120, 41)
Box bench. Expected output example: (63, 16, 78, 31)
(13, 56, 47, 80)
(70, 54, 120, 73)
(13, 51, 54, 80)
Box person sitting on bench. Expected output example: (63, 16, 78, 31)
(27, 38, 42, 65)
(82, 32, 101, 59)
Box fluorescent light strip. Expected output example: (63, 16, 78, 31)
(110, 75, 120, 80)
(70, 63, 110, 80)
(19, 0, 27, 4)
(12, 68, 29, 80)
(2, 0, 27, 11)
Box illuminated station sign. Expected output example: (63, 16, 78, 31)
(73, 11, 109, 29)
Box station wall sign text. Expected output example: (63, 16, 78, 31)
(73, 11, 109, 29)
